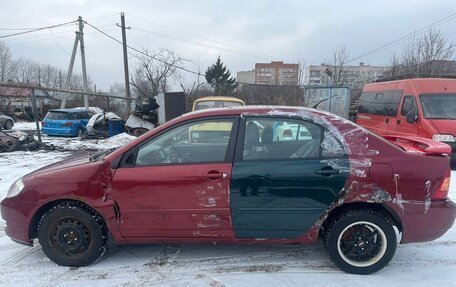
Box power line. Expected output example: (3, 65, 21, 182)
(347, 12, 456, 64)
(131, 26, 276, 60)
(0, 21, 78, 39)
(84, 21, 204, 76)
(128, 13, 280, 61)
(49, 28, 70, 55)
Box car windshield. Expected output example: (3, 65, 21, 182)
(420, 94, 456, 119)
(45, 111, 69, 120)
(194, 100, 243, 111)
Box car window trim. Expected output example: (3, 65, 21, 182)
(118, 115, 239, 168)
(234, 115, 346, 163)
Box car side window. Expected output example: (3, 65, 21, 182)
(69, 113, 78, 120)
(136, 119, 234, 166)
(401, 96, 417, 116)
(242, 118, 322, 160)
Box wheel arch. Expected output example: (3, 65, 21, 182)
(321, 202, 403, 236)
(29, 199, 109, 241)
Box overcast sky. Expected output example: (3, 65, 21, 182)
(1, 0, 456, 90)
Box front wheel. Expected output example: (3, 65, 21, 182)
(325, 210, 397, 274)
(38, 202, 105, 267)
(76, 128, 84, 137)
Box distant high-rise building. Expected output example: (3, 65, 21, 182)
(304, 62, 390, 88)
(254, 61, 299, 86)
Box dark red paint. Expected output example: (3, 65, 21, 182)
(1, 106, 455, 248)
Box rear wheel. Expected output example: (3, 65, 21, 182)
(38, 202, 105, 267)
(324, 209, 396, 274)
(77, 128, 84, 137)
(4, 120, 13, 130)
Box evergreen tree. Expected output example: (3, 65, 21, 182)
(205, 56, 237, 96)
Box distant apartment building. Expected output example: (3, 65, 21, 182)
(236, 70, 255, 84)
(254, 61, 299, 86)
(304, 62, 390, 88)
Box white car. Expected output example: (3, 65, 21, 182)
(274, 122, 312, 141)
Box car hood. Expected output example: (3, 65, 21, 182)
(428, 119, 456, 135)
(27, 153, 95, 177)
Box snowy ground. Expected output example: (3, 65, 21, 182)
(0, 124, 456, 286)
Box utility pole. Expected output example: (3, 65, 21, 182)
(117, 12, 132, 114)
(60, 16, 90, 109)
(60, 32, 79, 108)
(78, 16, 89, 110)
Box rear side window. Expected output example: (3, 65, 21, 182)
(242, 118, 322, 160)
(358, 90, 402, 116)
(45, 112, 68, 120)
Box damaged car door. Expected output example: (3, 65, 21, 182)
(230, 117, 349, 238)
(110, 117, 238, 239)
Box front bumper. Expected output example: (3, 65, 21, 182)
(0, 198, 36, 246)
(393, 200, 456, 243)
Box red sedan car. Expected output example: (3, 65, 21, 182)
(1, 106, 455, 274)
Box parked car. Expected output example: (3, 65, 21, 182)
(2, 106, 455, 274)
(0, 114, 14, 130)
(41, 109, 93, 137)
(356, 78, 456, 168)
(274, 121, 312, 141)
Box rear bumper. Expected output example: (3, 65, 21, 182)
(0, 198, 34, 246)
(41, 127, 77, 137)
(394, 200, 456, 243)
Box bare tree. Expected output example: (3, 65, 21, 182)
(0, 41, 12, 83)
(180, 58, 209, 111)
(130, 48, 185, 100)
(294, 54, 307, 86)
(390, 29, 455, 78)
(328, 45, 349, 85)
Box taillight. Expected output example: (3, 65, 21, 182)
(432, 170, 451, 200)
(282, 129, 292, 137)
(61, 122, 73, 127)
(41, 121, 46, 127)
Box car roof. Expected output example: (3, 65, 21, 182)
(194, 96, 245, 103)
(49, 108, 89, 113)
(186, 105, 319, 117)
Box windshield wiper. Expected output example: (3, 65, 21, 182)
(89, 147, 117, 162)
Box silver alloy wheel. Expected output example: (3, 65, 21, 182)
(336, 221, 388, 268)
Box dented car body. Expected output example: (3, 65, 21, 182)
(1, 106, 455, 274)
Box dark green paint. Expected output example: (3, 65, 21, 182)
(230, 159, 349, 238)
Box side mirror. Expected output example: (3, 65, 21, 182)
(406, 110, 418, 124)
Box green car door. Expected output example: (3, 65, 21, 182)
(230, 117, 349, 238)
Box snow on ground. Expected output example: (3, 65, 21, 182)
(11, 121, 38, 131)
(0, 148, 455, 286)
(41, 133, 136, 151)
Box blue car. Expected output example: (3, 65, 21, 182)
(41, 109, 93, 137)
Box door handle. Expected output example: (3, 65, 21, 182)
(397, 119, 401, 125)
(385, 118, 389, 123)
(202, 172, 227, 180)
(315, 167, 341, 176)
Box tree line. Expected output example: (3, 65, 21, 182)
(1, 28, 455, 115)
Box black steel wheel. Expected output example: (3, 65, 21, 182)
(38, 202, 104, 267)
(4, 120, 13, 130)
(325, 209, 397, 274)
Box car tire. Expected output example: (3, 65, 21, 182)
(38, 202, 105, 267)
(324, 209, 397, 274)
(77, 128, 84, 137)
(4, 120, 13, 130)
